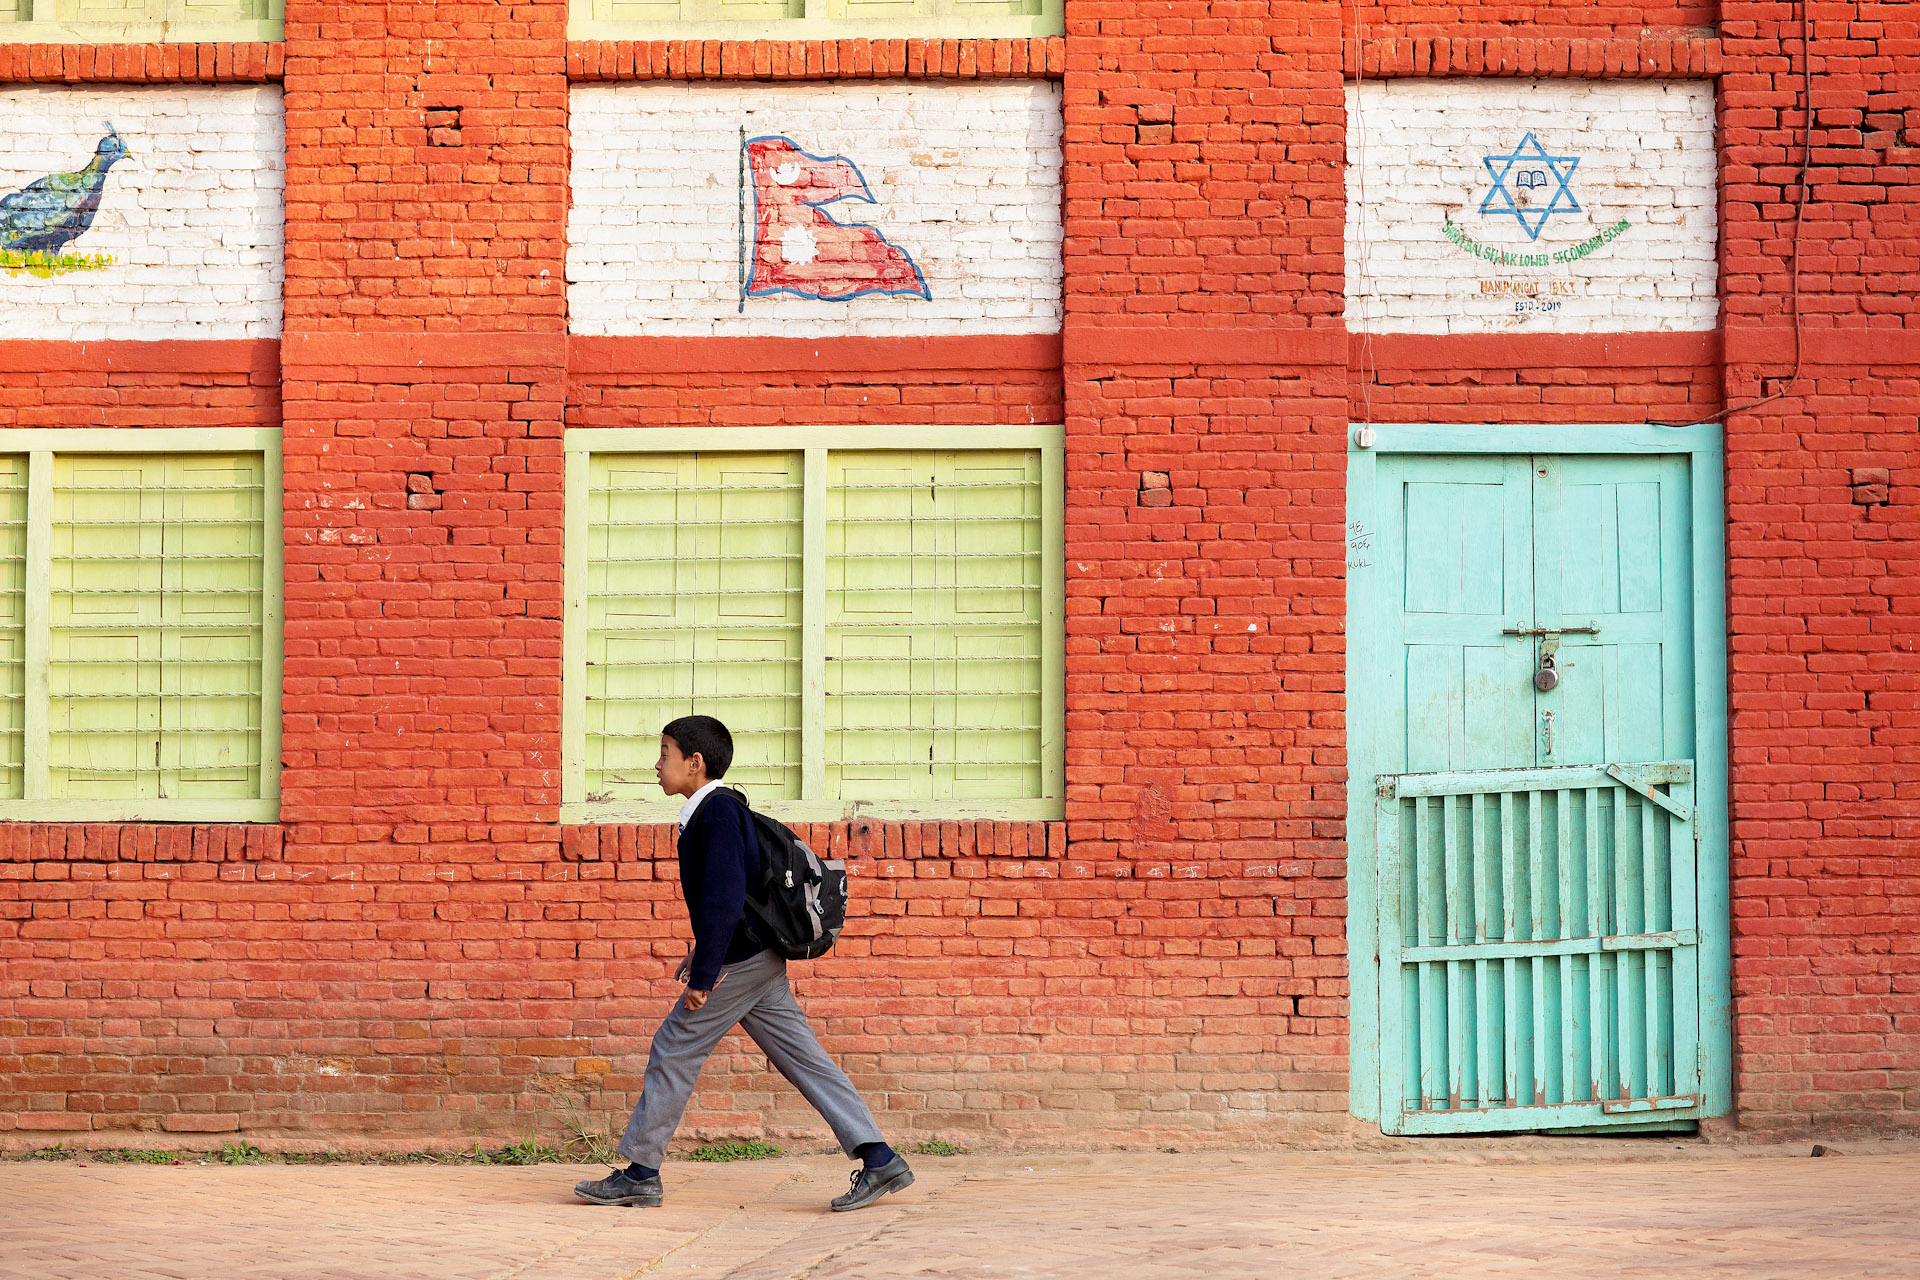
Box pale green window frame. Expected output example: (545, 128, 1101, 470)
(0, 428, 282, 823)
(568, 0, 1061, 43)
(563, 425, 1064, 824)
(0, 0, 282, 43)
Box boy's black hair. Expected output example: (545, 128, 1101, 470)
(662, 715, 733, 779)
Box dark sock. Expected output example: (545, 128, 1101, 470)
(624, 1162, 658, 1181)
(855, 1141, 896, 1170)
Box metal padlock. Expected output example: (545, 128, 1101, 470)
(1533, 651, 1560, 692)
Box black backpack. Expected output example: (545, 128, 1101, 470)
(727, 790, 848, 960)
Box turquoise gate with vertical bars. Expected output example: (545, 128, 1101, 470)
(1346, 423, 1730, 1135)
(1376, 763, 1699, 1132)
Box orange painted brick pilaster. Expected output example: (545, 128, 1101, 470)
(277, 0, 572, 850)
(1057, 0, 1354, 1111)
(262, 0, 577, 1137)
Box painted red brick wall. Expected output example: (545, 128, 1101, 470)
(281, 4, 568, 331)
(1056, 0, 1355, 1141)
(567, 338, 1063, 430)
(0, 342, 280, 430)
(1721, 346, 1919, 1135)
(1714, 1, 1920, 1137)
(1349, 334, 1725, 425)
(2, 0, 1917, 1148)
(1341, 0, 1715, 36)
(1059, 346, 1354, 1137)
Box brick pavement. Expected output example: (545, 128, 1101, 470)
(2, 1147, 1917, 1279)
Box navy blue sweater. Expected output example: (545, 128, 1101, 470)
(678, 787, 766, 990)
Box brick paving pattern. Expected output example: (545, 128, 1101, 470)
(2, 1149, 1917, 1279)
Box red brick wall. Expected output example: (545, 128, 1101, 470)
(2, 0, 1918, 1148)
(281, 5, 568, 331)
(1064, 5, 1344, 323)
(1056, 0, 1354, 1141)
(1714, 2, 1920, 1138)
(1721, 2, 1920, 327)
(1060, 346, 1354, 1137)
(1721, 345, 1919, 1136)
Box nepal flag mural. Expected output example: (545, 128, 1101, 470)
(567, 83, 1063, 337)
(742, 136, 930, 303)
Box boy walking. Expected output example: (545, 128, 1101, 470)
(573, 715, 914, 1212)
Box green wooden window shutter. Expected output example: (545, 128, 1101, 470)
(0, 459, 25, 798)
(824, 448, 1043, 802)
(48, 453, 267, 802)
(586, 451, 805, 802)
(566, 426, 1061, 822)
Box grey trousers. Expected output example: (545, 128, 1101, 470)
(615, 948, 884, 1167)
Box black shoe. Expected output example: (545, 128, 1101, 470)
(830, 1155, 914, 1212)
(573, 1167, 664, 1207)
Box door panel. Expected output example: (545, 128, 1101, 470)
(1533, 455, 1694, 771)
(1373, 451, 1703, 1134)
(1379, 456, 1535, 776)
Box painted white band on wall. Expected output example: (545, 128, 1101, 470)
(1346, 80, 1718, 335)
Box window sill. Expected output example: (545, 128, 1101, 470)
(0, 798, 278, 823)
(0, 19, 281, 43)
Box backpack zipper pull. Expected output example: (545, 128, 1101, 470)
(785, 870, 794, 888)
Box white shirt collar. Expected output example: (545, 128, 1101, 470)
(678, 778, 725, 831)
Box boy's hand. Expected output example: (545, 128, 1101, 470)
(673, 954, 691, 984)
(681, 971, 722, 1012)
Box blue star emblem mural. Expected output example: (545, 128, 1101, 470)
(1480, 133, 1581, 241)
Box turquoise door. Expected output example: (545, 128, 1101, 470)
(1362, 447, 1719, 1134)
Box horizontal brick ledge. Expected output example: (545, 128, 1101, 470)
(1064, 324, 1346, 368)
(0, 42, 282, 83)
(1347, 34, 1724, 80)
(0, 823, 284, 863)
(570, 334, 1060, 375)
(0, 339, 278, 375)
(567, 37, 1066, 81)
(281, 332, 569, 370)
(563, 820, 1065, 862)
(1350, 331, 1722, 371)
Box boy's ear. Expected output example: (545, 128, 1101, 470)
(687, 751, 707, 779)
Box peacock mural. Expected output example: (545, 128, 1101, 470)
(0, 122, 129, 272)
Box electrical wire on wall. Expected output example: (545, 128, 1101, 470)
(1655, 0, 1815, 428)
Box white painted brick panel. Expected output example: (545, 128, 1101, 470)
(568, 82, 1063, 337)
(1346, 81, 1718, 335)
(0, 86, 284, 341)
